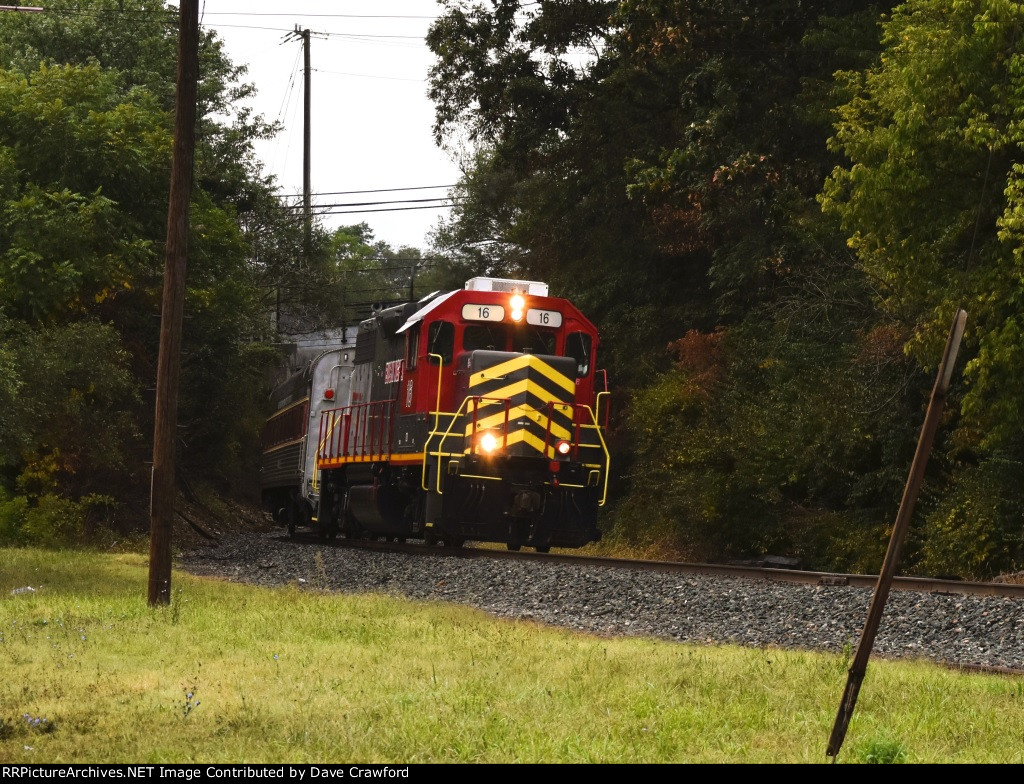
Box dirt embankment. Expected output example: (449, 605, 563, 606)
(169, 488, 275, 554)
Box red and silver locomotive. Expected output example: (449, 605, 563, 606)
(263, 276, 610, 552)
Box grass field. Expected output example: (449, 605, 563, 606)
(1, 546, 1022, 764)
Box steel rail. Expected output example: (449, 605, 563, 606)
(279, 533, 1024, 600)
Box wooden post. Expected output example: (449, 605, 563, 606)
(148, 0, 199, 606)
(302, 27, 312, 263)
(826, 308, 967, 759)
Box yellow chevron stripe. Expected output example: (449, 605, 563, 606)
(466, 405, 572, 441)
(464, 427, 557, 457)
(467, 355, 526, 385)
(468, 355, 576, 395)
(466, 377, 573, 409)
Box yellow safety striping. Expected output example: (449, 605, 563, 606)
(466, 406, 573, 441)
(317, 452, 427, 467)
(470, 372, 573, 408)
(468, 355, 576, 396)
(467, 377, 575, 410)
(461, 427, 560, 457)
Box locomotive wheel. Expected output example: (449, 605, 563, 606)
(535, 546, 550, 554)
(443, 536, 465, 549)
(506, 543, 521, 552)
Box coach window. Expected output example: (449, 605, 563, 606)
(406, 327, 420, 369)
(565, 332, 592, 378)
(427, 320, 454, 365)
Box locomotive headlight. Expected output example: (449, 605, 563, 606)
(479, 431, 501, 454)
(510, 293, 525, 322)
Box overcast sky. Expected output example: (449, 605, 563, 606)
(198, 0, 463, 251)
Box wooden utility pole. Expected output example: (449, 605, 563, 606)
(284, 25, 313, 263)
(301, 26, 312, 262)
(148, 0, 200, 606)
(826, 308, 967, 760)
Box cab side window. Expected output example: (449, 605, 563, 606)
(565, 332, 592, 378)
(406, 327, 420, 369)
(427, 320, 454, 365)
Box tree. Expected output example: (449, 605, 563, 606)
(0, 63, 168, 323)
(821, 0, 1024, 576)
(427, 1, 929, 572)
(0, 1, 303, 537)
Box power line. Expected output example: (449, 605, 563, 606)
(321, 32, 425, 40)
(312, 68, 424, 82)
(276, 185, 455, 198)
(314, 204, 455, 215)
(283, 197, 455, 210)
(202, 13, 440, 20)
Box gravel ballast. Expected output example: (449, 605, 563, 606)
(177, 530, 1024, 671)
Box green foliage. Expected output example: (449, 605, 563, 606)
(612, 317, 925, 568)
(0, 492, 29, 546)
(858, 735, 909, 764)
(0, 63, 166, 322)
(0, 0, 307, 518)
(818, 0, 1024, 576)
(821, 0, 1024, 451)
(0, 318, 140, 494)
(0, 488, 114, 548)
(915, 456, 1024, 579)
(271, 223, 473, 334)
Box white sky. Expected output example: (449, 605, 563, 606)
(198, 0, 462, 252)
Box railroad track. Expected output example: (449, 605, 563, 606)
(179, 528, 1024, 677)
(278, 530, 1024, 601)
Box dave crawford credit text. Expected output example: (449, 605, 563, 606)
(2, 769, 411, 780)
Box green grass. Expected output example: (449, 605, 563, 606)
(1, 547, 1022, 763)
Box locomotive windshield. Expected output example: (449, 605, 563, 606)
(513, 326, 556, 355)
(463, 324, 557, 355)
(464, 324, 505, 351)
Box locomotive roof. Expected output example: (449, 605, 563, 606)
(395, 277, 571, 334)
(394, 290, 458, 334)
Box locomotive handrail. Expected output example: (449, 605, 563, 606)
(595, 390, 610, 430)
(424, 395, 472, 494)
(421, 353, 446, 492)
(316, 406, 348, 462)
(316, 400, 396, 464)
(425, 395, 512, 495)
(575, 403, 611, 506)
